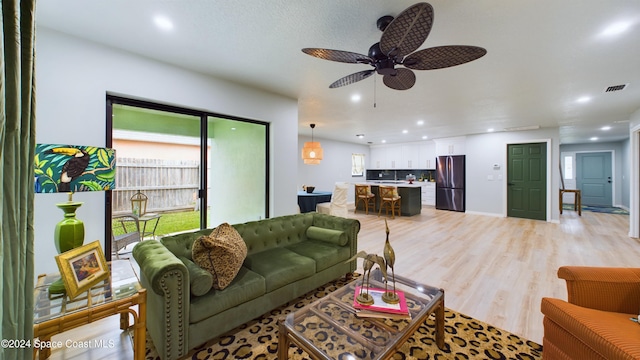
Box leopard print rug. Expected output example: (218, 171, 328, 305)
(144, 276, 543, 359)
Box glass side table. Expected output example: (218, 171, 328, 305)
(33, 260, 146, 360)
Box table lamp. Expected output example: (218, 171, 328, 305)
(34, 143, 116, 294)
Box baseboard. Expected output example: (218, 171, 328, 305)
(463, 210, 504, 218)
(616, 204, 630, 211)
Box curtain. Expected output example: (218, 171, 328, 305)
(0, 1, 36, 359)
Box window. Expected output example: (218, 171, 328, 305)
(564, 155, 573, 180)
(352, 153, 365, 177)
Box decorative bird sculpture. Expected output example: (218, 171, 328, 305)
(48, 147, 90, 192)
(346, 250, 387, 305)
(382, 219, 399, 304)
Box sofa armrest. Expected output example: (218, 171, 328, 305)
(132, 240, 190, 360)
(312, 213, 361, 272)
(558, 266, 640, 314)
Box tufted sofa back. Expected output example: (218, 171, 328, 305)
(161, 213, 318, 259)
(234, 213, 314, 255)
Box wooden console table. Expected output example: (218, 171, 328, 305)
(560, 189, 582, 216)
(33, 260, 146, 360)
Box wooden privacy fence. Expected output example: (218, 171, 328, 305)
(113, 157, 200, 215)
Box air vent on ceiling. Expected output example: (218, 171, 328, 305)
(503, 125, 540, 132)
(604, 83, 628, 92)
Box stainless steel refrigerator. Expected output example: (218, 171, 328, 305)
(435, 155, 465, 212)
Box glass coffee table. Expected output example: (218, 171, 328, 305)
(278, 268, 445, 359)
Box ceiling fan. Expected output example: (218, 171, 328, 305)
(301, 2, 487, 91)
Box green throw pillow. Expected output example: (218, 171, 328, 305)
(306, 226, 347, 246)
(178, 256, 213, 296)
(192, 223, 247, 290)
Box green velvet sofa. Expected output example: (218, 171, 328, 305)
(132, 212, 360, 360)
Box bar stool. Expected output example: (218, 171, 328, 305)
(355, 184, 376, 214)
(378, 185, 401, 219)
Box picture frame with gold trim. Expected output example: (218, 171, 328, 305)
(55, 240, 109, 299)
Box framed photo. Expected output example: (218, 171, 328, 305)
(55, 240, 109, 299)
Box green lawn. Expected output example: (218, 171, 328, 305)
(153, 210, 201, 237)
(113, 210, 201, 239)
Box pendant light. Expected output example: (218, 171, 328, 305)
(302, 123, 323, 165)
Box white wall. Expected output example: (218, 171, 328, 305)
(465, 128, 561, 220)
(629, 108, 640, 237)
(34, 28, 299, 276)
(297, 136, 370, 203)
(621, 137, 631, 209)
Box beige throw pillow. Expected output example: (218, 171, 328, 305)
(192, 223, 247, 290)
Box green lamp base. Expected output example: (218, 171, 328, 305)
(49, 279, 67, 294)
(49, 199, 85, 295)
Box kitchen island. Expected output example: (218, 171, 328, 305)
(355, 181, 422, 216)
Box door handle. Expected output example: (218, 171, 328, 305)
(508, 183, 515, 186)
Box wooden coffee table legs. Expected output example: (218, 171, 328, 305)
(277, 319, 289, 359)
(435, 294, 445, 350)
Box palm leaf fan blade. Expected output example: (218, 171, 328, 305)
(301, 48, 372, 64)
(380, 2, 434, 59)
(330, 70, 375, 88)
(383, 68, 415, 90)
(403, 45, 487, 70)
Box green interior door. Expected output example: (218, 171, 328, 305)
(576, 152, 612, 206)
(507, 143, 547, 220)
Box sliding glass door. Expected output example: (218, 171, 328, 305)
(207, 117, 267, 227)
(110, 104, 203, 239)
(106, 96, 268, 257)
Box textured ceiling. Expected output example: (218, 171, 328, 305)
(37, 1, 640, 145)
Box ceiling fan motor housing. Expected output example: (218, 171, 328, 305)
(377, 15, 394, 31)
(368, 42, 398, 75)
(375, 59, 397, 75)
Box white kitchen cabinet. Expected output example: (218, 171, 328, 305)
(386, 145, 402, 169)
(401, 143, 420, 169)
(434, 136, 466, 156)
(418, 142, 436, 169)
(370, 141, 436, 170)
(421, 182, 436, 206)
(370, 146, 386, 169)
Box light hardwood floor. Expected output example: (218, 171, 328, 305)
(351, 205, 638, 345)
(43, 205, 638, 358)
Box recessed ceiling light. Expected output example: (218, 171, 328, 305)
(154, 15, 174, 31)
(351, 94, 361, 102)
(487, 128, 495, 132)
(601, 126, 611, 131)
(422, 135, 428, 140)
(402, 130, 408, 134)
(356, 134, 365, 139)
(231, 127, 236, 131)
(417, 120, 424, 126)
(381, 140, 386, 143)
(576, 96, 592, 103)
(600, 21, 632, 37)
(590, 137, 599, 141)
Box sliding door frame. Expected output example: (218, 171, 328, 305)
(105, 95, 270, 259)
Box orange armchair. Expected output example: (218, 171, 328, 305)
(541, 266, 640, 359)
